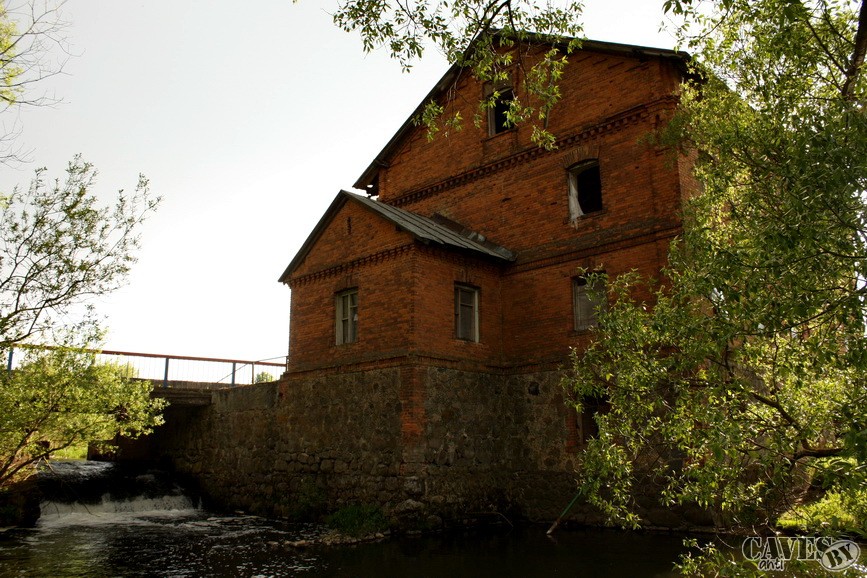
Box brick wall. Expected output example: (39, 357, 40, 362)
(283, 46, 685, 373)
(288, 250, 416, 371)
(378, 48, 682, 204)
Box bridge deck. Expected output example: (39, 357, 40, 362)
(152, 387, 214, 406)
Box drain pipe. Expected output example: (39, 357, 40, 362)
(546, 490, 582, 535)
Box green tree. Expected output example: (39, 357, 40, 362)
(0, 157, 160, 346)
(254, 371, 275, 384)
(0, 158, 164, 487)
(0, 3, 163, 489)
(565, 0, 867, 535)
(0, 0, 68, 165)
(0, 343, 164, 487)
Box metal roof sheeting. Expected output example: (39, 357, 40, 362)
(278, 190, 514, 283)
(348, 192, 515, 262)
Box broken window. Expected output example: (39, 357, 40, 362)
(488, 87, 515, 136)
(573, 277, 605, 331)
(567, 161, 603, 224)
(335, 288, 358, 345)
(454, 284, 479, 342)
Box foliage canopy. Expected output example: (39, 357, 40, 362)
(0, 344, 164, 487)
(329, 0, 585, 146)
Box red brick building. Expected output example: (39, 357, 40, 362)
(281, 39, 689, 379)
(273, 38, 695, 521)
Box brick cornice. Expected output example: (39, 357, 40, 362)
(507, 222, 682, 275)
(283, 352, 566, 379)
(389, 96, 678, 208)
(288, 244, 415, 287)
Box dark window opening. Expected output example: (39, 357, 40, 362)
(578, 395, 610, 444)
(488, 88, 515, 136)
(568, 162, 603, 223)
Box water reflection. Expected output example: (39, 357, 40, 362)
(320, 526, 686, 577)
(2, 515, 688, 577)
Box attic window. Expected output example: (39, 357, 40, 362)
(567, 161, 603, 224)
(366, 174, 379, 198)
(488, 87, 515, 136)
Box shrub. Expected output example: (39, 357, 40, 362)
(326, 503, 389, 537)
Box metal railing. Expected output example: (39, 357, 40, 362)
(5, 346, 287, 388)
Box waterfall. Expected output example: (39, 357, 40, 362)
(37, 460, 199, 526)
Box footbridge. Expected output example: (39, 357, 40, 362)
(5, 346, 287, 406)
(103, 349, 287, 406)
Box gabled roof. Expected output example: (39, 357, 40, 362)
(353, 37, 689, 193)
(278, 190, 514, 283)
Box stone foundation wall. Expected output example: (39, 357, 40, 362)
(143, 365, 610, 527)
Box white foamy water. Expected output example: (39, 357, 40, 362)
(38, 494, 200, 527)
(1, 461, 333, 576)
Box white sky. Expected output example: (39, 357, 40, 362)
(0, 0, 676, 362)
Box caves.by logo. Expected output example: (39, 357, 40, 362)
(741, 536, 861, 572)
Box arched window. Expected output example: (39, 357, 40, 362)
(567, 161, 603, 224)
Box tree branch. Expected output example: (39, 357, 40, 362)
(841, 0, 867, 100)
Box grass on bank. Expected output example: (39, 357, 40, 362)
(50, 443, 88, 460)
(326, 503, 389, 537)
(774, 458, 867, 539)
(777, 487, 867, 540)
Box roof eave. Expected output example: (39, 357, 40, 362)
(277, 191, 350, 284)
(353, 61, 463, 191)
(279, 191, 515, 284)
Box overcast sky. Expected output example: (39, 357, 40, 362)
(0, 0, 677, 363)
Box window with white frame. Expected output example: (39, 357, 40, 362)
(573, 277, 605, 331)
(335, 288, 358, 345)
(454, 284, 479, 342)
(567, 161, 603, 225)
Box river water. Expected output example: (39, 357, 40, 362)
(0, 461, 691, 577)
